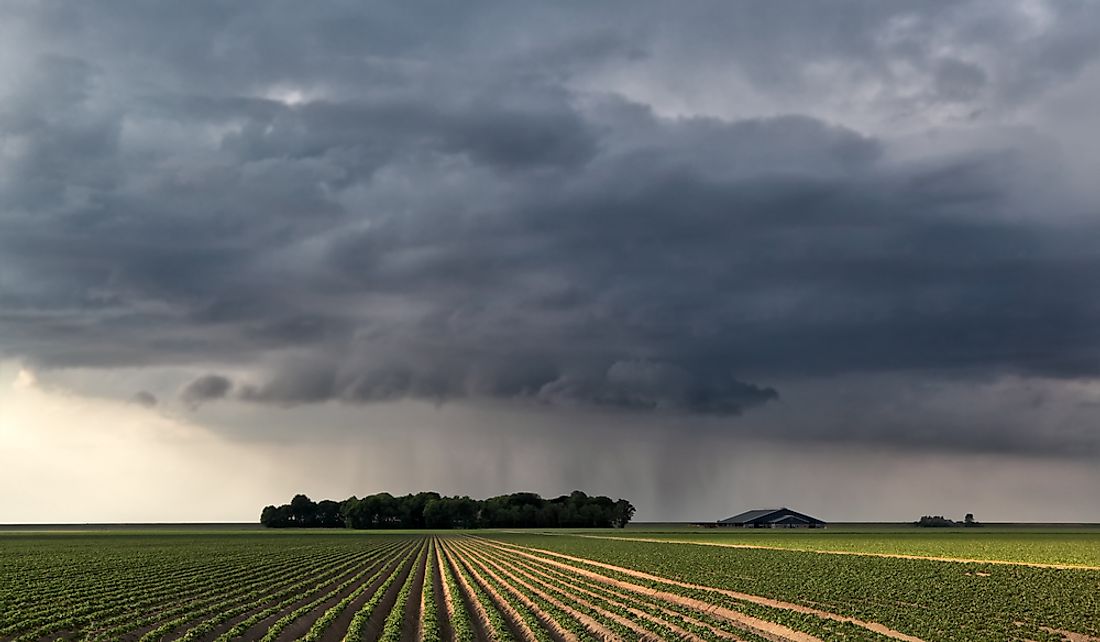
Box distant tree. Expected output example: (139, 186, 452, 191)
(289, 494, 318, 526)
(963, 513, 981, 527)
(612, 499, 636, 528)
(316, 500, 344, 528)
(260, 504, 291, 528)
(451, 497, 479, 529)
(423, 498, 452, 529)
(260, 505, 280, 528)
(916, 515, 957, 527)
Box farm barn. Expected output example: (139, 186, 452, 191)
(718, 507, 826, 528)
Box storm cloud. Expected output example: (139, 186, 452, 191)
(181, 375, 233, 409)
(2, 1, 1100, 459)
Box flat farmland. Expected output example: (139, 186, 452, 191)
(2, 529, 1099, 642)
(560, 525, 1100, 567)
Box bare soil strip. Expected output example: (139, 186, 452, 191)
(475, 538, 866, 642)
(431, 541, 456, 642)
(451, 539, 629, 642)
(417, 543, 429, 642)
(445, 541, 578, 642)
(74, 550, 371, 642)
(496, 548, 750, 642)
(437, 545, 497, 642)
(442, 541, 541, 642)
(492, 546, 728, 642)
(458, 540, 681, 642)
(162, 546, 401, 642)
(318, 544, 419, 642)
(484, 537, 934, 641)
(399, 544, 428, 642)
(244, 544, 410, 642)
(570, 534, 1100, 572)
(21, 554, 331, 642)
(361, 542, 423, 642)
(238, 545, 411, 642)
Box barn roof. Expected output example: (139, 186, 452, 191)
(719, 508, 784, 524)
(718, 507, 825, 524)
(768, 514, 810, 523)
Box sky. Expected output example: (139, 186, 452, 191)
(2, 0, 1100, 523)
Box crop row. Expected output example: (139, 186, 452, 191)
(485, 533, 1100, 642)
(9, 532, 1096, 642)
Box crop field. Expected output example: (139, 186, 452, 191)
(2, 529, 1099, 642)
(566, 526, 1100, 567)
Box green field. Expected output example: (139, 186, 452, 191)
(570, 523, 1100, 567)
(2, 527, 1098, 642)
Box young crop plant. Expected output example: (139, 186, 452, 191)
(436, 539, 477, 642)
(453, 540, 600, 642)
(257, 543, 417, 642)
(297, 541, 419, 642)
(504, 548, 771, 642)
(451, 543, 554, 642)
(342, 544, 421, 642)
(441, 543, 517, 642)
(182, 542, 410, 642)
(495, 545, 732, 642)
(379, 541, 428, 642)
(418, 539, 442, 642)
(461, 541, 648, 641)
(88, 543, 399, 642)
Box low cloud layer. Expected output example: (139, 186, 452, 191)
(2, 1, 1100, 460)
(181, 375, 232, 409)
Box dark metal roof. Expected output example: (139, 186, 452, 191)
(719, 508, 783, 524)
(718, 507, 825, 524)
(768, 514, 809, 523)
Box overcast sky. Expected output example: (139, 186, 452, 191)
(2, 1, 1100, 523)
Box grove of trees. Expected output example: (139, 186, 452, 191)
(260, 490, 636, 529)
(915, 513, 982, 527)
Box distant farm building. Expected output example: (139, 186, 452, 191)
(718, 507, 826, 528)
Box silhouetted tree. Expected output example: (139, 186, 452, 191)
(612, 499, 636, 528)
(288, 494, 317, 526)
(916, 515, 957, 527)
(261, 490, 636, 529)
(316, 500, 344, 528)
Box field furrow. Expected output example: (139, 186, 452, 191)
(354, 540, 422, 642)
(460, 537, 766, 642)
(178, 542, 412, 642)
(5, 531, 1098, 642)
(452, 539, 648, 641)
(477, 545, 718, 642)
(341, 544, 420, 642)
(397, 541, 428, 642)
(488, 543, 760, 642)
(434, 540, 476, 642)
(468, 538, 828, 642)
(444, 540, 566, 642)
(476, 536, 928, 642)
(438, 541, 514, 641)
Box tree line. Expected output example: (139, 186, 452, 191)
(915, 513, 981, 527)
(260, 490, 636, 529)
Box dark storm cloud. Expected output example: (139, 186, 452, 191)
(2, 1, 1100, 454)
(236, 355, 777, 415)
(181, 375, 233, 409)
